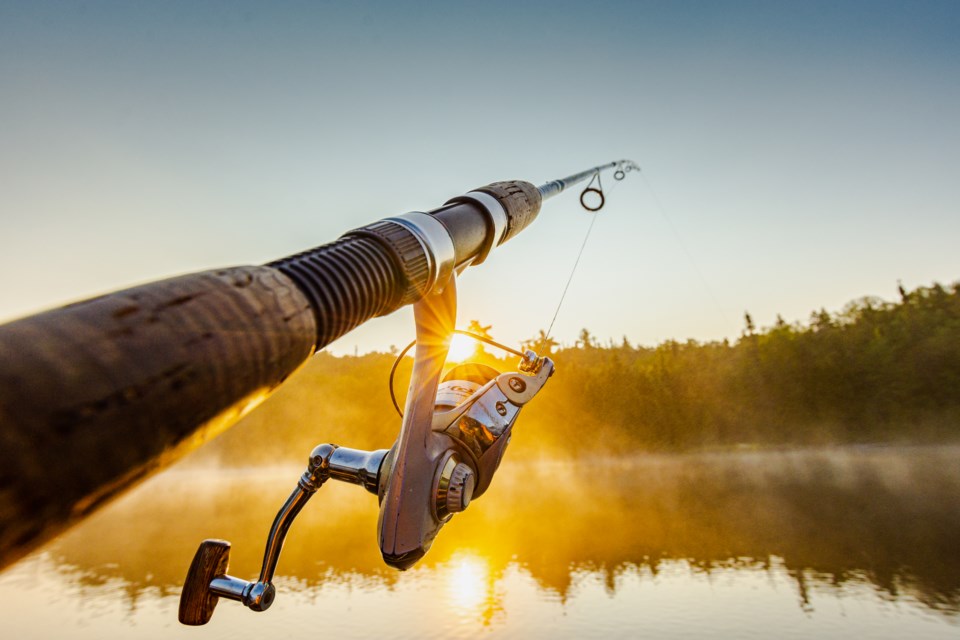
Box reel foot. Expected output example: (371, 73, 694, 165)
(179, 539, 231, 626)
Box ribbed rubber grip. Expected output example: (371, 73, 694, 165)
(268, 222, 430, 350)
(345, 221, 430, 306)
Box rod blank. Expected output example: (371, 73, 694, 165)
(537, 159, 635, 201)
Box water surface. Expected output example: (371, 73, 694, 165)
(1, 446, 958, 638)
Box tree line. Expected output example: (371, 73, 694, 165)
(194, 281, 960, 466)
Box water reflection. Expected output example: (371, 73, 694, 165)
(9, 446, 960, 628)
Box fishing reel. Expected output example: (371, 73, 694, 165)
(179, 275, 554, 625)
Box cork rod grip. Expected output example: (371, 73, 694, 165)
(0, 266, 316, 569)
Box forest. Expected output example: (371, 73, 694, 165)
(196, 281, 960, 466)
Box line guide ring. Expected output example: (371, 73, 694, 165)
(579, 171, 605, 212)
(580, 187, 604, 212)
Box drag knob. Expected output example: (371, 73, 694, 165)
(445, 463, 475, 514)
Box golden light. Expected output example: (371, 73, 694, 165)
(446, 553, 489, 611)
(445, 333, 476, 363)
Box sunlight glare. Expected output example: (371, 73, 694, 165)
(446, 334, 476, 363)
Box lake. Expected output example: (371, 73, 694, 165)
(1, 445, 958, 639)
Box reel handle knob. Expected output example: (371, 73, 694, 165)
(179, 539, 232, 626)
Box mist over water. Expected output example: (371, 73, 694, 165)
(1, 445, 957, 638)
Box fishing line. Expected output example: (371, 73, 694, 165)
(537, 175, 622, 353)
(539, 214, 598, 351)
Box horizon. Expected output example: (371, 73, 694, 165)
(317, 276, 959, 356)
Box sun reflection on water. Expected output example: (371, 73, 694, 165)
(445, 553, 490, 612)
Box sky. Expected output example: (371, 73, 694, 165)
(1, 0, 958, 354)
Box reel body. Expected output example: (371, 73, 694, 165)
(179, 274, 554, 624)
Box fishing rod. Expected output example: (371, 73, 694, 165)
(0, 158, 639, 623)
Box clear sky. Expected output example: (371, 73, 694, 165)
(1, 0, 958, 354)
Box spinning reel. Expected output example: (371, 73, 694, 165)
(179, 275, 554, 625)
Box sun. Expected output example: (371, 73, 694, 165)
(445, 333, 476, 363)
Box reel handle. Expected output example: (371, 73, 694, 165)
(179, 538, 279, 626)
(178, 445, 387, 625)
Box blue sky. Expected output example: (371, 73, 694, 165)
(1, 1, 958, 353)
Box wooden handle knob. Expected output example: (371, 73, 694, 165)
(179, 539, 232, 626)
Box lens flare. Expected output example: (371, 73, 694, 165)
(445, 334, 476, 363)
